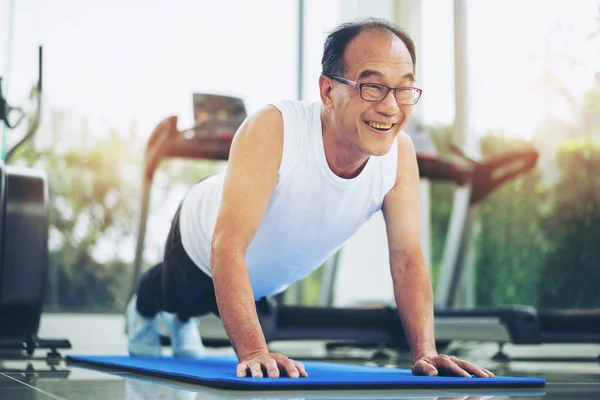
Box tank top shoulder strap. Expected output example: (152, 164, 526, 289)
(269, 100, 314, 181)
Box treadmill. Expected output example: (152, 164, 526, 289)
(423, 145, 599, 353)
(318, 143, 599, 358)
(130, 93, 247, 298)
(430, 145, 544, 350)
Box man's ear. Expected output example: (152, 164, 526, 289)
(319, 75, 334, 109)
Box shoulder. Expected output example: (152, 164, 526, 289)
(229, 105, 284, 169)
(395, 130, 417, 159)
(234, 105, 283, 145)
(241, 105, 283, 131)
(391, 130, 418, 187)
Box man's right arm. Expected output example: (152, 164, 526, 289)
(210, 106, 306, 378)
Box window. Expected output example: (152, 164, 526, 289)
(3, 0, 298, 312)
(430, 0, 600, 309)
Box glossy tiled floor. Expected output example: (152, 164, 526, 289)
(1, 313, 598, 399)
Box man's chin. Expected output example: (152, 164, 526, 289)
(360, 127, 398, 157)
(366, 140, 395, 157)
(370, 149, 392, 157)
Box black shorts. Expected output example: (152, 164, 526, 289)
(135, 178, 270, 321)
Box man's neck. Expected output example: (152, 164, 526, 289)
(321, 109, 369, 179)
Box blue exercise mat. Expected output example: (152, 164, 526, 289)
(66, 355, 545, 390)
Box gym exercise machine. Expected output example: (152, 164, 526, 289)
(0, 47, 71, 358)
(317, 144, 599, 359)
(431, 146, 599, 351)
(131, 93, 247, 298)
(419, 145, 598, 354)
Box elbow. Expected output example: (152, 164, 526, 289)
(210, 232, 246, 276)
(390, 251, 428, 282)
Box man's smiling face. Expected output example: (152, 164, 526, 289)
(328, 29, 416, 157)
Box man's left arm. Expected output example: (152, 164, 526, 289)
(382, 133, 494, 378)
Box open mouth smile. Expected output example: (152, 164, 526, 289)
(364, 120, 395, 133)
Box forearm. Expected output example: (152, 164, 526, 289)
(211, 249, 269, 360)
(391, 253, 437, 362)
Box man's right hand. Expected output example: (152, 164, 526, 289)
(236, 352, 308, 378)
(210, 106, 300, 379)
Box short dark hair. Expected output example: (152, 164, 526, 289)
(321, 18, 417, 77)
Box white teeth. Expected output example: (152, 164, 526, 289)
(367, 121, 393, 130)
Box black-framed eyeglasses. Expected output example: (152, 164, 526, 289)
(327, 74, 422, 105)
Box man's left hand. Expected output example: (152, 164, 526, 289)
(412, 353, 495, 378)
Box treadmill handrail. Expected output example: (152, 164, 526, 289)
(144, 116, 179, 180)
(470, 148, 539, 204)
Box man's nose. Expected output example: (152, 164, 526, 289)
(375, 90, 400, 116)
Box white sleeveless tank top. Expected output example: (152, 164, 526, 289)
(179, 100, 398, 299)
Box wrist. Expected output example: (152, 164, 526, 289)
(412, 349, 438, 363)
(237, 346, 270, 362)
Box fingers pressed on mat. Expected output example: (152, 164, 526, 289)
(282, 358, 299, 378)
(264, 359, 279, 378)
(237, 354, 309, 379)
(294, 360, 308, 377)
(436, 357, 470, 378)
(236, 362, 248, 378)
(250, 361, 264, 378)
(451, 357, 493, 378)
(413, 359, 438, 376)
(448, 363, 472, 378)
